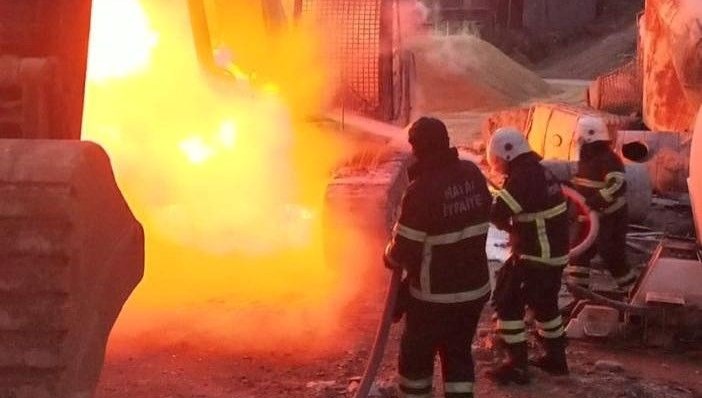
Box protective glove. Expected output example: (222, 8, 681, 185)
(383, 242, 402, 270)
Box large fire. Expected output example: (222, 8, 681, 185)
(83, 0, 361, 351)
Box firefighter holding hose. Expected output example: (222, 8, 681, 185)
(384, 117, 493, 398)
(486, 128, 570, 384)
(565, 116, 637, 292)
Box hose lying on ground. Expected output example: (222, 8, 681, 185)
(566, 283, 648, 315)
(353, 269, 402, 398)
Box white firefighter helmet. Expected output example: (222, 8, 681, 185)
(487, 127, 532, 174)
(574, 115, 610, 146)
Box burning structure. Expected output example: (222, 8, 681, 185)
(1, 0, 415, 396)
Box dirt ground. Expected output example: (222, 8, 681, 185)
(96, 2, 702, 397)
(98, 266, 702, 398)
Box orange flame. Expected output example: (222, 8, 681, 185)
(83, 0, 360, 352)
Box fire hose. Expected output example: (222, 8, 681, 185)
(352, 185, 600, 398)
(352, 269, 402, 398)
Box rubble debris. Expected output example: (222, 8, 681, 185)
(651, 197, 687, 208)
(347, 380, 360, 395)
(306, 380, 336, 389)
(626, 241, 653, 254)
(594, 359, 625, 373)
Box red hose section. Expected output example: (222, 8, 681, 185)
(561, 185, 600, 259)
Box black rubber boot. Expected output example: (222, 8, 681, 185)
(530, 337, 569, 376)
(486, 342, 530, 385)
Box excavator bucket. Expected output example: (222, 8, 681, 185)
(0, 140, 144, 398)
(2, 2, 144, 397)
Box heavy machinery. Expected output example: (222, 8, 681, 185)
(0, 2, 144, 398)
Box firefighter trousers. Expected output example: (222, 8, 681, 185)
(398, 295, 488, 398)
(493, 258, 565, 352)
(567, 207, 636, 289)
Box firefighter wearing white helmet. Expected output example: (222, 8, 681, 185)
(574, 115, 611, 147)
(486, 127, 532, 175)
(566, 116, 637, 294)
(486, 127, 570, 385)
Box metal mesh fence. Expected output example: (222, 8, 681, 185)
(298, 0, 383, 115)
(588, 59, 642, 116)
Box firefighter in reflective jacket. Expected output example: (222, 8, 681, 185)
(384, 117, 493, 398)
(486, 128, 570, 384)
(565, 116, 637, 291)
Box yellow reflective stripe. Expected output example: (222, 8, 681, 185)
(538, 326, 565, 339)
(444, 382, 474, 393)
(605, 172, 626, 192)
(497, 189, 523, 214)
(501, 332, 527, 344)
(394, 223, 427, 242)
(399, 393, 431, 398)
(536, 218, 551, 258)
(410, 282, 491, 304)
(512, 201, 568, 267)
(599, 189, 614, 202)
(497, 319, 525, 330)
(572, 177, 606, 189)
(514, 202, 567, 222)
(599, 171, 626, 202)
(399, 376, 433, 390)
(425, 223, 489, 245)
(536, 316, 563, 330)
(603, 197, 626, 214)
(520, 254, 569, 266)
(419, 223, 489, 294)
